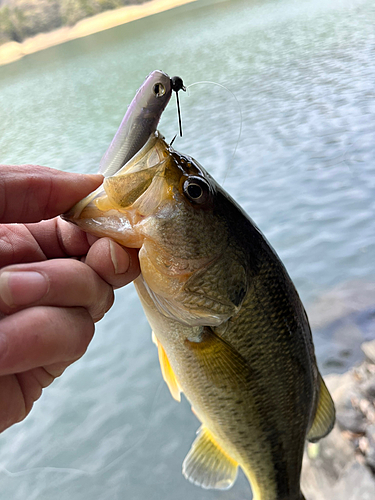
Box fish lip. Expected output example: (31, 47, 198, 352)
(62, 184, 102, 220)
(63, 132, 161, 217)
(61, 132, 171, 247)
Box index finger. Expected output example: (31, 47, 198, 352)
(0, 306, 94, 376)
(0, 165, 103, 223)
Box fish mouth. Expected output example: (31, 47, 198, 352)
(62, 132, 173, 248)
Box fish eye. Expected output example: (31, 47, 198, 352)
(153, 82, 166, 97)
(183, 177, 210, 204)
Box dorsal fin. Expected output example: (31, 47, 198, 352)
(182, 426, 238, 490)
(307, 374, 335, 442)
(152, 332, 181, 402)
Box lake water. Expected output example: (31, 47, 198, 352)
(0, 0, 375, 498)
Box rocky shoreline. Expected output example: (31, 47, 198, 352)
(302, 340, 375, 499)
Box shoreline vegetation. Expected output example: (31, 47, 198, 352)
(0, 0, 197, 67)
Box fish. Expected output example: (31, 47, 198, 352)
(99, 70, 173, 177)
(64, 127, 335, 500)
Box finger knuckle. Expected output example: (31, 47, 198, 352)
(0, 175, 6, 222)
(92, 286, 114, 322)
(72, 312, 95, 359)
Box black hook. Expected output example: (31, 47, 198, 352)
(171, 76, 186, 138)
(171, 76, 186, 93)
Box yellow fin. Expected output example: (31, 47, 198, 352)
(185, 327, 250, 390)
(152, 332, 181, 402)
(151, 331, 158, 346)
(307, 374, 335, 442)
(182, 426, 238, 490)
(191, 406, 198, 417)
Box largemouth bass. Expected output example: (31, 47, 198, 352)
(65, 131, 335, 500)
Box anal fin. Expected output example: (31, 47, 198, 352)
(307, 373, 335, 442)
(152, 332, 181, 402)
(182, 426, 238, 490)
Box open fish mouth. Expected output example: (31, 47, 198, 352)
(63, 132, 174, 247)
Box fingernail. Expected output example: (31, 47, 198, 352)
(109, 240, 130, 275)
(0, 271, 49, 307)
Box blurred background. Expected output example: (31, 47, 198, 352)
(0, 0, 374, 498)
(0, 0, 147, 44)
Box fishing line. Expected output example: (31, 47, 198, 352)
(96, 380, 166, 475)
(186, 80, 243, 184)
(2, 381, 168, 481)
(0, 465, 90, 478)
(176, 92, 183, 137)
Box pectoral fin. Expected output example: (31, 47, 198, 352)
(182, 426, 238, 490)
(152, 332, 181, 402)
(185, 326, 252, 390)
(307, 374, 335, 442)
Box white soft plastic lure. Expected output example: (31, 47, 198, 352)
(99, 70, 173, 177)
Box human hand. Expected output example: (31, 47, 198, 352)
(0, 165, 140, 432)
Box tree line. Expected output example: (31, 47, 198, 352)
(0, 0, 146, 44)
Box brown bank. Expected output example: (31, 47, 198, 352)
(0, 0, 197, 67)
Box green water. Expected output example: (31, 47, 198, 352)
(0, 0, 375, 498)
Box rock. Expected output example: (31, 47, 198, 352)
(303, 424, 355, 483)
(362, 379, 375, 400)
(365, 425, 375, 469)
(301, 346, 375, 499)
(302, 458, 375, 500)
(333, 461, 375, 500)
(336, 408, 367, 434)
(362, 340, 375, 364)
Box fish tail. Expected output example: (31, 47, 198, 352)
(275, 491, 306, 500)
(243, 467, 306, 500)
(257, 491, 306, 500)
(279, 493, 306, 500)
